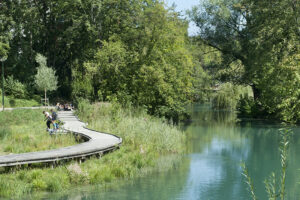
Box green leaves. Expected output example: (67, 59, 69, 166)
(0, 42, 9, 61)
(190, 0, 300, 122)
(77, 1, 194, 120)
(1, 0, 196, 119)
(242, 128, 292, 200)
(34, 53, 58, 92)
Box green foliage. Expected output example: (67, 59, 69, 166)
(4, 76, 27, 98)
(82, 2, 194, 119)
(71, 68, 94, 101)
(0, 96, 41, 108)
(212, 83, 252, 110)
(76, 98, 93, 120)
(242, 128, 292, 200)
(78, 102, 186, 154)
(237, 95, 259, 117)
(0, 109, 77, 155)
(0, 0, 201, 119)
(0, 103, 185, 198)
(0, 42, 9, 60)
(257, 54, 300, 123)
(86, 38, 128, 101)
(189, 0, 300, 122)
(187, 39, 220, 103)
(241, 163, 258, 200)
(34, 54, 58, 92)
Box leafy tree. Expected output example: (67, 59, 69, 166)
(34, 53, 57, 105)
(0, 0, 203, 119)
(189, 0, 300, 122)
(83, 1, 194, 120)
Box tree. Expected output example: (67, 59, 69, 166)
(34, 53, 57, 105)
(84, 1, 194, 120)
(189, 0, 300, 122)
(0, 0, 198, 119)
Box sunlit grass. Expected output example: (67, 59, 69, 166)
(0, 102, 185, 199)
(0, 96, 41, 108)
(0, 109, 77, 155)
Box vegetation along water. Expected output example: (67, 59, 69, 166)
(39, 104, 300, 200)
(0, 102, 185, 199)
(0, 0, 299, 199)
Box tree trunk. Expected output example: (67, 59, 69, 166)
(251, 84, 260, 100)
(44, 88, 47, 106)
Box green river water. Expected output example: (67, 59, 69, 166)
(47, 104, 300, 200)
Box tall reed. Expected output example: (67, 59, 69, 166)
(242, 128, 292, 200)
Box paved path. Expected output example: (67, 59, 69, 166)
(0, 110, 122, 167)
(0, 106, 55, 112)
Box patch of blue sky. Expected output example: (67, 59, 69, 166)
(165, 0, 200, 36)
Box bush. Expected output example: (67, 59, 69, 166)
(4, 76, 27, 98)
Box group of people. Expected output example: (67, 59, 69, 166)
(43, 103, 74, 133)
(43, 109, 58, 131)
(56, 103, 73, 111)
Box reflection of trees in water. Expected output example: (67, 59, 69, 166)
(183, 104, 244, 154)
(184, 104, 238, 127)
(184, 104, 300, 199)
(40, 105, 300, 200)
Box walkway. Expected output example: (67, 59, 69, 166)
(0, 110, 122, 167)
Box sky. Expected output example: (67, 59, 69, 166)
(165, 0, 200, 35)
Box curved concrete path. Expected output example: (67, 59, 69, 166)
(0, 110, 122, 167)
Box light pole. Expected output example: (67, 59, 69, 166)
(1, 56, 7, 111)
(2, 61, 4, 111)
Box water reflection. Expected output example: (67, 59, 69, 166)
(43, 104, 300, 200)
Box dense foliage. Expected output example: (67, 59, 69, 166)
(1, 0, 298, 122)
(189, 0, 300, 122)
(0, 0, 200, 119)
(212, 83, 252, 110)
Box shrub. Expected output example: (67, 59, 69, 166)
(4, 76, 27, 98)
(67, 163, 89, 184)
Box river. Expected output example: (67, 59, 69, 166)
(47, 104, 300, 200)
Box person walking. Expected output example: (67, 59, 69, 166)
(43, 111, 52, 130)
(50, 109, 58, 129)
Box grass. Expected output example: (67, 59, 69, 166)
(0, 101, 186, 199)
(0, 96, 41, 108)
(0, 109, 77, 155)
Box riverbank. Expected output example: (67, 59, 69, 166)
(0, 101, 185, 199)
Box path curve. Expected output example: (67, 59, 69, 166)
(0, 110, 122, 167)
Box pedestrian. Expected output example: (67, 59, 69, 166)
(50, 109, 58, 129)
(56, 102, 60, 111)
(43, 111, 52, 130)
